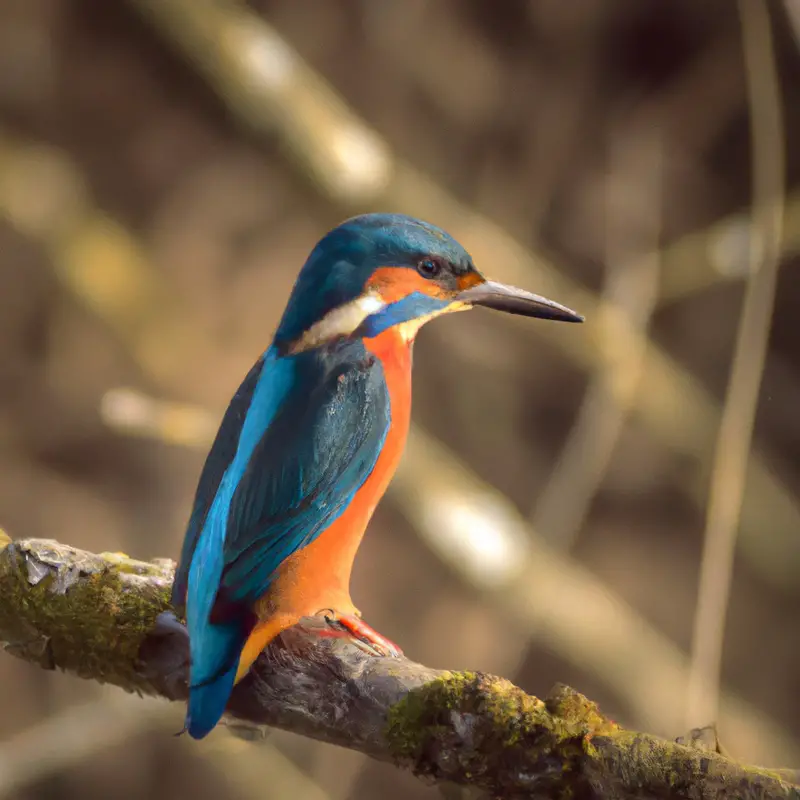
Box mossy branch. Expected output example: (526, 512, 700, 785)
(0, 535, 797, 799)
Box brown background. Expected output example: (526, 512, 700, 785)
(1, 1, 799, 798)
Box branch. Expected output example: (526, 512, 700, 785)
(0, 534, 796, 798)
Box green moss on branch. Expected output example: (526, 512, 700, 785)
(0, 538, 172, 693)
(386, 674, 620, 796)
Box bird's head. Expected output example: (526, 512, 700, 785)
(274, 213, 582, 354)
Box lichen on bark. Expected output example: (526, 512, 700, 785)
(385, 674, 620, 796)
(0, 538, 172, 693)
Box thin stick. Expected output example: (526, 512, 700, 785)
(533, 126, 662, 548)
(686, 0, 785, 727)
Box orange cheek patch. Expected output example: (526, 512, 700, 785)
(366, 266, 451, 303)
(457, 271, 485, 290)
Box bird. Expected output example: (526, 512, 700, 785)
(171, 212, 583, 739)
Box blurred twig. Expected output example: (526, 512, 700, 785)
(0, 693, 173, 798)
(124, 0, 800, 594)
(0, 685, 330, 800)
(687, 0, 785, 728)
(785, 0, 800, 49)
(533, 128, 662, 547)
(619, 24, 798, 305)
(101, 388, 800, 768)
(197, 734, 333, 800)
(658, 191, 800, 305)
(0, 536, 797, 799)
(0, 131, 223, 389)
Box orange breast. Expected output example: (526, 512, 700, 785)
(258, 329, 413, 619)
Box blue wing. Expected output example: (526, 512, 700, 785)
(180, 342, 390, 738)
(215, 345, 391, 611)
(172, 357, 265, 611)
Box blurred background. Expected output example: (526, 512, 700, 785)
(1, 0, 799, 798)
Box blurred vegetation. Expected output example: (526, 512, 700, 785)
(0, 1, 799, 799)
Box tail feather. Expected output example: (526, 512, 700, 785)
(185, 618, 251, 739)
(186, 662, 239, 739)
(185, 498, 249, 739)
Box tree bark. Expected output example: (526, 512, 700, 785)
(0, 533, 797, 799)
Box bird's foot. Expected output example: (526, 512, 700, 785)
(317, 609, 403, 658)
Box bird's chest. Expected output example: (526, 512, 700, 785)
(260, 333, 412, 616)
(311, 332, 412, 577)
(360, 331, 413, 506)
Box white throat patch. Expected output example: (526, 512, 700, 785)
(395, 301, 471, 343)
(287, 292, 386, 354)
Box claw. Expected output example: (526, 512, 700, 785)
(321, 612, 403, 658)
(317, 607, 336, 625)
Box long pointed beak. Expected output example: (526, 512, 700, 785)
(456, 280, 584, 323)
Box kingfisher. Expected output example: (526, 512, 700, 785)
(171, 213, 582, 739)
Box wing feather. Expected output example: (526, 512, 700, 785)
(213, 348, 390, 614)
(171, 356, 265, 609)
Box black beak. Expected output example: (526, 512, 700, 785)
(456, 280, 584, 323)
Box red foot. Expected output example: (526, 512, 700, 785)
(317, 611, 403, 657)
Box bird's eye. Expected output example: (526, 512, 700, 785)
(417, 258, 442, 279)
